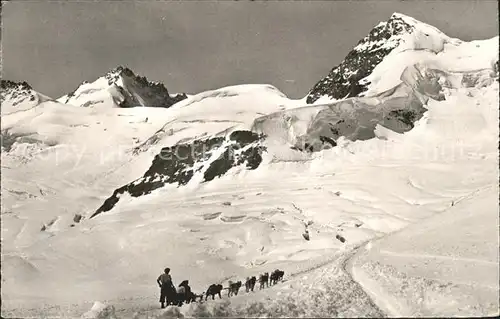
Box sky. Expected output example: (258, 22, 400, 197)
(2, 0, 498, 99)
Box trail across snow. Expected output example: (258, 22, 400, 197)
(348, 185, 499, 318)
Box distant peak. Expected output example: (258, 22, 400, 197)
(390, 12, 413, 20)
(61, 65, 187, 108)
(305, 11, 450, 103)
(1, 79, 33, 92)
(1, 79, 43, 108)
(104, 65, 164, 87)
(107, 65, 135, 77)
(382, 13, 416, 34)
(104, 65, 136, 85)
(387, 12, 439, 32)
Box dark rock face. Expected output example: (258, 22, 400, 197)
(1, 80, 32, 92)
(91, 130, 266, 218)
(306, 15, 415, 103)
(65, 66, 187, 108)
(292, 134, 337, 153)
(386, 109, 419, 129)
(1, 80, 37, 107)
(108, 66, 188, 108)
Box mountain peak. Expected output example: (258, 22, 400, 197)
(350, 13, 416, 54)
(388, 12, 431, 27)
(59, 66, 187, 108)
(389, 12, 413, 21)
(1, 80, 50, 114)
(305, 13, 451, 104)
(104, 65, 136, 84)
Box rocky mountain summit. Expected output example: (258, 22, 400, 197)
(59, 66, 187, 108)
(305, 13, 445, 103)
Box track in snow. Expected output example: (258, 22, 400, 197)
(345, 185, 499, 317)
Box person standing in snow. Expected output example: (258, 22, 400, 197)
(157, 267, 175, 308)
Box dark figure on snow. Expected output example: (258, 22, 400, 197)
(270, 269, 285, 285)
(228, 280, 242, 297)
(176, 280, 193, 306)
(245, 276, 257, 292)
(259, 272, 269, 290)
(276, 270, 284, 281)
(245, 277, 251, 293)
(189, 292, 203, 303)
(157, 267, 176, 308)
(249, 276, 257, 291)
(205, 284, 223, 300)
(270, 270, 277, 286)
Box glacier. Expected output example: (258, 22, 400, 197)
(1, 13, 498, 318)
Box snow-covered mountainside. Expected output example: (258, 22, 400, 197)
(1, 83, 298, 249)
(92, 130, 266, 217)
(305, 12, 459, 104)
(1, 80, 52, 115)
(1, 13, 499, 319)
(57, 66, 187, 108)
(253, 62, 445, 153)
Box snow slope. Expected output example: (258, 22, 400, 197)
(1, 80, 52, 116)
(1, 83, 298, 249)
(91, 32, 499, 215)
(4, 76, 497, 318)
(1, 13, 498, 318)
(350, 186, 499, 317)
(346, 80, 500, 317)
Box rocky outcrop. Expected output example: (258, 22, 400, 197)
(1, 79, 53, 116)
(1, 80, 33, 93)
(91, 130, 266, 218)
(1, 80, 37, 107)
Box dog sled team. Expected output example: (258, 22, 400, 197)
(157, 267, 285, 308)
